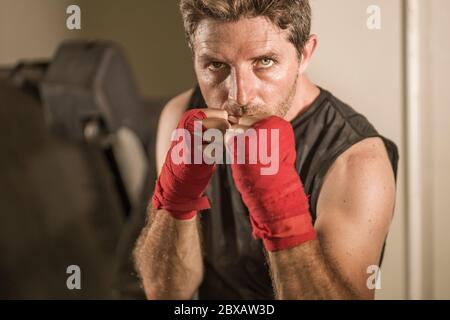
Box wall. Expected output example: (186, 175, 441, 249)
(0, 0, 195, 97)
(428, 0, 450, 299)
(0, 0, 78, 64)
(78, 0, 195, 97)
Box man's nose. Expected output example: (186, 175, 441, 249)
(227, 67, 256, 107)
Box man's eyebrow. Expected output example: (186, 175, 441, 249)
(197, 53, 220, 62)
(251, 51, 281, 60)
(197, 50, 281, 62)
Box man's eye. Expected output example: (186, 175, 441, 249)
(208, 62, 226, 71)
(256, 58, 275, 68)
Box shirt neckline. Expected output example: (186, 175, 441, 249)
(290, 86, 329, 127)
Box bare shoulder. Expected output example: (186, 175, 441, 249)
(340, 137, 395, 197)
(336, 136, 395, 184)
(316, 136, 396, 224)
(155, 88, 194, 174)
(158, 88, 194, 131)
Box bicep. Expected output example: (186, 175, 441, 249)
(314, 138, 396, 298)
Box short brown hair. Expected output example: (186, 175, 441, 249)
(180, 0, 312, 57)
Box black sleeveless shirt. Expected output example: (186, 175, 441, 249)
(186, 85, 399, 300)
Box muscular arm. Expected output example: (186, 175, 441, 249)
(133, 89, 204, 300)
(267, 240, 357, 299)
(134, 207, 203, 299)
(266, 138, 396, 299)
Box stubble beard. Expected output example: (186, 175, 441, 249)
(224, 71, 299, 119)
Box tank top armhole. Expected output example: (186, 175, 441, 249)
(310, 134, 398, 266)
(311, 134, 398, 221)
(186, 85, 207, 109)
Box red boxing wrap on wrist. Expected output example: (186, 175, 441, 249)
(229, 116, 316, 251)
(152, 109, 215, 220)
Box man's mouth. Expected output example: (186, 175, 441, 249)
(227, 112, 265, 125)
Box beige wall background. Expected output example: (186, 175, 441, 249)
(426, 0, 450, 299)
(0, 0, 448, 299)
(0, 0, 78, 65)
(78, 0, 194, 97)
(0, 0, 195, 97)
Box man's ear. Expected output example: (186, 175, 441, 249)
(299, 34, 318, 74)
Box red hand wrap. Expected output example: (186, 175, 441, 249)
(229, 116, 316, 251)
(152, 109, 215, 220)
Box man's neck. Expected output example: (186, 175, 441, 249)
(284, 75, 321, 122)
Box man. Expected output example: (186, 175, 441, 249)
(134, 0, 398, 300)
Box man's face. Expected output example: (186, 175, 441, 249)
(192, 17, 301, 119)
